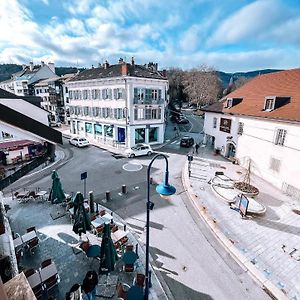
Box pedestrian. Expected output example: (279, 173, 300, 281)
(65, 284, 83, 300)
(195, 143, 200, 154)
(82, 270, 98, 300)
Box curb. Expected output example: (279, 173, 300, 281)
(181, 161, 288, 300)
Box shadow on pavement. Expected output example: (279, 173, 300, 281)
(159, 269, 214, 300)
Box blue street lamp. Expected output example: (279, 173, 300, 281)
(145, 153, 176, 300)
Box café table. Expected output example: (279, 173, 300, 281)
(122, 251, 138, 265)
(91, 217, 105, 228)
(96, 274, 119, 298)
(112, 229, 127, 243)
(13, 236, 23, 248)
(40, 263, 58, 282)
(101, 212, 113, 224)
(36, 190, 47, 200)
(127, 285, 144, 300)
(22, 231, 37, 244)
(27, 271, 42, 289)
(86, 245, 101, 258)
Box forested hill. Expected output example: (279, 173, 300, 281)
(217, 69, 282, 87)
(0, 63, 281, 85)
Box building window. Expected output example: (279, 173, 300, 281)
(135, 128, 145, 143)
(83, 107, 89, 116)
(269, 157, 281, 172)
(237, 122, 244, 135)
(104, 125, 113, 137)
(213, 117, 217, 128)
(134, 108, 145, 120)
(94, 124, 102, 135)
(134, 88, 145, 102)
(145, 108, 151, 119)
(226, 99, 233, 108)
(274, 129, 287, 146)
(265, 98, 274, 111)
(149, 127, 158, 142)
(85, 122, 92, 133)
(117, 108, 123, 119)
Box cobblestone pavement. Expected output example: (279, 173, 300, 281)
(4, 195, 167, 300)
(183, 148, 300, 300)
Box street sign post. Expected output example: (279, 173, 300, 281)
(81, 172, 87, 198)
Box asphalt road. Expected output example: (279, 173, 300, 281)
(4, 133, 270, 300)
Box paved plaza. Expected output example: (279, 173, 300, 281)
(4, 192, 167, 300)
(183, 146, 300, 300)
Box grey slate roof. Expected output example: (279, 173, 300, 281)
(71, 63, 166, 82)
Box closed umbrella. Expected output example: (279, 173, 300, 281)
(99, 224, 118, 274)
(72, 192, 91, 237)
(48, 170, 66, 204)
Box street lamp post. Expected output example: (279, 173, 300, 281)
(145, 153, 176, 300)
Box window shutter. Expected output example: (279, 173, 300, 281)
(113, 89, 117, 99)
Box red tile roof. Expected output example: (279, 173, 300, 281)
(204, 68, 300, 122)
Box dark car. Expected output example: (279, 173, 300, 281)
(180, 136, 194, 147)
(177, 118, 189, 124)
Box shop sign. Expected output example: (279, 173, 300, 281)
(220, 118, 232, 133)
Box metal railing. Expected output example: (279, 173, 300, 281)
(0, 156, 48, 191)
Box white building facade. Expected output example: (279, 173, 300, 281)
(203, 68, 300, 197)
(66, 61, 168, 148)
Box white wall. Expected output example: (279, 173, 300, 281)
(0, 98, 49, 125)
(204, 111, 300, 191)
(237, 117, 300, 190)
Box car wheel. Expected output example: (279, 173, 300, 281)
(130, 154, 135, 158)
(147, 151, 152, 156)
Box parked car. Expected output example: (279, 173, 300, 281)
(69, 137, 89, 148)
(180, 136, 194, 147)
(49, 121, 61, 127)
(177, 118, 189, 124)
(125, 144, 153, 158)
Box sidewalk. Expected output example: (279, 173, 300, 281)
(182, 152, 300, 300)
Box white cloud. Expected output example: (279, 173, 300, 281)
(207, 0, 290, 47)
(180, 25, 201, 52)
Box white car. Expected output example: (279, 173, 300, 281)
(69, 137, 89, 148)
(125, 144, 153, 158)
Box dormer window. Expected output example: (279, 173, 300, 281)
(225, 98, 243, 108)
(227, 99, 233, 108)
(264, 97, 275, 111)
(264, 96, 290, 111)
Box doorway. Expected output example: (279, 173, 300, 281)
(226, 143, 236, 158)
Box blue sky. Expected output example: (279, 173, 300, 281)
(0, 0, 300, 72)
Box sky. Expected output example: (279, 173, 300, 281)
(0, 0, 300, 72)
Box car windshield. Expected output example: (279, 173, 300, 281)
(79, 139, 86, 142)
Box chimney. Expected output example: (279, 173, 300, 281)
(41, 61, 45, 67)
(118, 58, 124, 64)
(131, 57, 135, 66)
(121, 63, 128, 76)
(98, 62, 102, 68)
(29, 61, 34, 71)
(104, 60, 109, 69)
(22, 64, 26, 70)
(162, 69, 167, 78)
(92, 64, 94, 69)
(48, 62, 55, 73)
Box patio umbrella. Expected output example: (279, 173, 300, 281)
(72, 192, 91, 237)
(48, 170, 66, 204)
(99, 224, 118, 274)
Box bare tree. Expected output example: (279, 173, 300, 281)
(182, 65, 222, 107)
(167, 68, 185, 104)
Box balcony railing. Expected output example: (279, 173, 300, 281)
(133, 98, 164, 105)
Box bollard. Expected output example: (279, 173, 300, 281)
(149, 270, 152, 288)
(135, 244, 138, 256)
(124, 224, 127, 232)
(96, 203, 99, 214)
(106, 191, 111, 202)
(122, 184, 127, 194)
(89, 191, 94, 213)
(150, 177, 153, 185)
